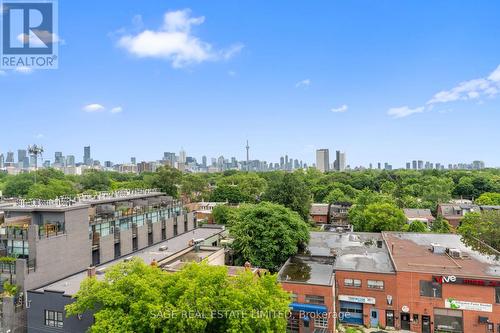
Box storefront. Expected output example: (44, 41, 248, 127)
(434, 308, 463, 333)
(338, 295, 376, 326)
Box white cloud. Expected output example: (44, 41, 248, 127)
(388, 64, 500, 118)
(331, 104, 348, 113)
(295, 79, 311, 88)
(15, 66, 33, 74)
(110, 106, 123, 114)
(228, 70, 237, 77)
(117, 9, 243, 68)
(35, 134, 45, 139)
(17, 32, 64, 46)
(488, 65, 500, 82)
(387, 106, 425, 118)
(0, 70, 6, 76)
(82, 104, 105, 112)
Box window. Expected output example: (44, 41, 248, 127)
(420, 280, 442, 298)
(290, 293, 298, 303)
(344, 278, 361, 287)
(496, 287, 500, 304)
(305, 295, 324, 304)
(44, 310, 63, 328)
(314, 316, 328, 328)
(367, 280, 384, 290)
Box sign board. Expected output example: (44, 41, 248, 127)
(401, 305, 409, 313)
(433, 275, 500, 287)
(339, 295, 376, 305)
(445, 298, 492, 313)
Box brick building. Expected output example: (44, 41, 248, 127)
(279, 231, 500, 333)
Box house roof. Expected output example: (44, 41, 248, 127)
(403, 208, 434, 220)
(310, 204, 329, 216)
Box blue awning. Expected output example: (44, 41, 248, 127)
(290, 302, 328, 314)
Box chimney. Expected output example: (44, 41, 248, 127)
(87, 266, 96, 278)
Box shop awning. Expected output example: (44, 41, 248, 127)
(290, 302, 327, 313)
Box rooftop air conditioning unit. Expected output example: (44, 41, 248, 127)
(159, 245, 168, 251)
(431, 243, 446, 254)
(447, 248, 461, 259)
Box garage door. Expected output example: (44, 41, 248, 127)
(339, 301, 363, 325)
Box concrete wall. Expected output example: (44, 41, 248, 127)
(152, 220, 162, 243)
(24, 207, 92, 290)
(27, 290, 93, 333)
(136, 224, 148, 250)
(167, 216, 175, 239)
(120, 228, 133, 256)
(99, 234, 115, 263)
(187, 212, 195, 230)
(177, 215, 186, 234)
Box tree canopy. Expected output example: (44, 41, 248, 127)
(229, 202, 310, 272)
(66, 259, 290, 333)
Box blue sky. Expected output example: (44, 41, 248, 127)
(1, 0, 500, 167)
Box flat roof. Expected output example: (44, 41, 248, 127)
(383, 232, 500, 279)
(33, 227, 224, 296)
(308, 232, 395, 274)
(279, 256, 335, 286)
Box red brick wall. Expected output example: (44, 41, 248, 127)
(335, 271, 398, 328)
(311, 215, 328, 224)
(395, 271, 500, 333)
(281, 282, 335, 332)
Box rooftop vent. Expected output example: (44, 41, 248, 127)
(377, 240, 383, 248)
(123, 256, 134, 262)
(159, 245, 168, 251)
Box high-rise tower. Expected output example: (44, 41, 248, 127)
(246, 140, 250, 171)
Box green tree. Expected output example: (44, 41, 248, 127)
(218, 173, 267, 203)
(146, 167, 182, 198)
(27, 179, 77, 199)
(407, 220, 428, 232)
(458, 211, 500, 254)
(363, 203, 406, 232)
(211, 205, 235, 225)
(348, 190, 393, 231)
(475, 192, 500, 206)
(80, 170, 111, 192)
(230, 202, 309, 272)
(262, 172, 311, 220)
(66, 259, 290, 333)
(210, 185, 247, 204)
(430, 216, 453, 233)
(180, 174, 209, 201)
(2, 173, 34, 197)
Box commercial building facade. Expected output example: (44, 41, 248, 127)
(280, 231, 500, 333)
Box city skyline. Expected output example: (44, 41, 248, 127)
(0, 143, 490, 172)
(1, 1, 500, 167)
